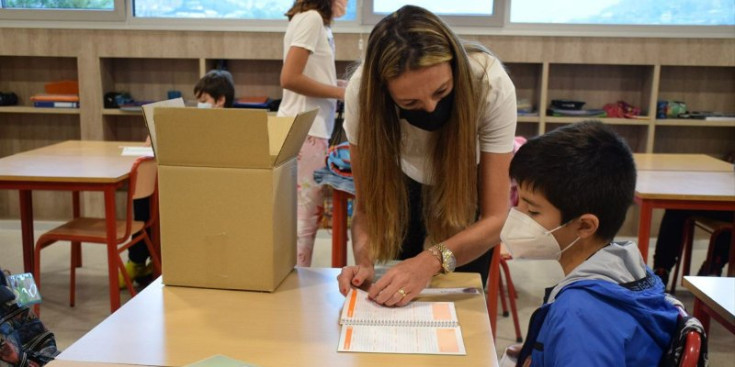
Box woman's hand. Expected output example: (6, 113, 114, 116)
(337, 265, 375, 296)
(367, 252, 439, 307)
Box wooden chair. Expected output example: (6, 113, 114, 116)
(671, 216, 733, 293)
(33, 156, 161, 313)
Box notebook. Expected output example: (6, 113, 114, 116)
(337, 288, 466, 355)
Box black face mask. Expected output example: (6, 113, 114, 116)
(398, 91, 454, 131)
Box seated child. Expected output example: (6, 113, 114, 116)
(500, 121, 680, 366)
(193, 69, 235, 108)
(122, 69, 236, 287)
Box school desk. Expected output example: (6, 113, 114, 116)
(683, 276, 735, 335)
(633, 154, 735, 264)
(633, 153, 734, 172)
(0, 140, 149, 312)
(54, 268, 499, 367)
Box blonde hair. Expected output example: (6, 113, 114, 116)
(357, 5, 490, 261)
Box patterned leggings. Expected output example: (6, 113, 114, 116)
(296, 136, 329, 266)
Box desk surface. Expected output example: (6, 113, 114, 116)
(0, 140, 143, 183)
(683, 276, 735, 326)
(55, 268, 498, 367)
(634, 153, 734, 172)
(635, 170, 735, 201)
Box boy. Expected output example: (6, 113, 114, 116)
(193, 69, 235, 108)
(500, 121, 679, 366)
(121, 69, 236, 287)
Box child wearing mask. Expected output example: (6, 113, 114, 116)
(500, 121, 680, 366)
(194, 69, 235, 108)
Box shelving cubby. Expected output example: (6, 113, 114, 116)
(99, 57, 200, 141)
(546, 63, 655, 122)
(653, 65, 735, 156)
(204, 58, 283, 101)
(505, 62, 543, 138)
(541, 63, 656, 152)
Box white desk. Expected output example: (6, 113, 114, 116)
(683, 276, 735, 335)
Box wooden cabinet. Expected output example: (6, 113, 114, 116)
(0, 28, 733, 220)
(0, 56, 82, 219)
(503, 61, 734, 154)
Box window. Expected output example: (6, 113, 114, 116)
(0, 0, 124, 20)
(362, 0, 502, 27)
(133, 0, 357, 21)
(1, 0, 114, 10)
(510, 0, 735, 26)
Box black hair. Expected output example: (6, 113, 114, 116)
(193, 69, 235, 108)
(509, 120, 636, 241)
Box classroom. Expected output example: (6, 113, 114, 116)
(0, 1, 733, 366)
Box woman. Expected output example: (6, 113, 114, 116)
(278, 0, 347, 266)
(337, 5, 517, 306)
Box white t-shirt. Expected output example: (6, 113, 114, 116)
(277, 10, 338, 139)
(343, 52, 517, 184)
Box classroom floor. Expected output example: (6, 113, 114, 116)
(1, 220, 733, 365)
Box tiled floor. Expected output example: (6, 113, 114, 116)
(1, 220, 733, 365)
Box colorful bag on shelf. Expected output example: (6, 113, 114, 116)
(0, 268, 59, 367)
(603, 100, 641, 119)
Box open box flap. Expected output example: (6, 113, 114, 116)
(141, 98, 185, 157)
(270, 108, 318, 167)
(154, 107, 272, 169)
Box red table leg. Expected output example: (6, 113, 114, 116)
(692, 298, 711, 334)
(636, 200, 653, 263)
(72, 191, 82, 268)
(104, 187, 121, 313)
(331, 189, 351, 268)
(487, 245, 501, 340)
(19, 190, 34, 273)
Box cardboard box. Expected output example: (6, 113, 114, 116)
(154, 107, 317, 292)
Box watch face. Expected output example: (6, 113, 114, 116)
(444, 253, 456, 272)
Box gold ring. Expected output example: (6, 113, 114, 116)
(398, 289, 407, 298)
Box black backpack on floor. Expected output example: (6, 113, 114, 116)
(0, 268, 59, 367)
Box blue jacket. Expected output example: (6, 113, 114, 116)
(518, 242, 680, 366)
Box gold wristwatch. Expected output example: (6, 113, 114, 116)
(428, 243, 456, 274)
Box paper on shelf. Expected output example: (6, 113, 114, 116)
(121, 146, 154, 157)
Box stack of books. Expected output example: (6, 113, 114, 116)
(30, 94, 79, 108)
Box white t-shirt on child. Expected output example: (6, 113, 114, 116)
(277, 10, 338, 139)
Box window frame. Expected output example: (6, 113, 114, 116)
(0, 0, 125, 21)
(0, 0, 732, 40)
(361, 0, 505, 27)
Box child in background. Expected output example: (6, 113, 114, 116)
(121, 69, 236, 288)
(500, 121, 679, 366)
(193, 69, 235, 108)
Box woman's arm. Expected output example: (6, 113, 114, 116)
(443, 151, 512, 264)
(337, 143, 376, 295)
(280, 46, 345, 100)
(367, 151, 512, 306)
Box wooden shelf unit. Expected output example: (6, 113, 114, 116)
(0, 28, 733, 221)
